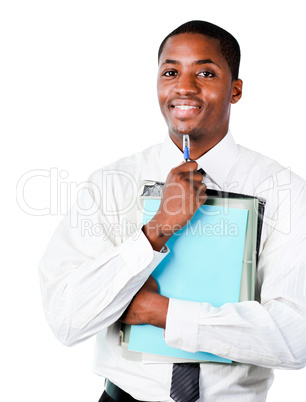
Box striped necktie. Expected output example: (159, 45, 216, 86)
(170, 362, 200, 402)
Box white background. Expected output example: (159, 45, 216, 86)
(1, 0, 305, 401)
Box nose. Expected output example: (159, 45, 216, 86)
(175, 73, 199, 96)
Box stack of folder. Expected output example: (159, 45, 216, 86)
(121, 182, 266, 363)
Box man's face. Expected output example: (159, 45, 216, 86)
(157, 33, 242, 144)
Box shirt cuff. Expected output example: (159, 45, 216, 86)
(120, 229, 169, 277)
(164, 298, 201, 353)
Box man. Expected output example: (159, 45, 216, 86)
(39, 21, 306, 401)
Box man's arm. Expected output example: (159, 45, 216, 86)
(39, 161, 205, 346)
(121, 183, 306, 370)
(120, 275, 168, 329)
(38, 168, 168, 346)
(120, 161, 207, 328)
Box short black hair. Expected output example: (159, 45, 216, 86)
(158, 20, 241, 81)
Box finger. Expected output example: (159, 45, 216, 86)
(196, 193, 208, 207)
(198, 183, 207, 193)
(194, 182, 207, 195)
(196, 184, 208, 205)
(174, 160, 198, 172)
(146, 275, 159, 293)
(180, 170, 204, 183)
(198, 182, 207, 192)
(192, 171, 205, 182)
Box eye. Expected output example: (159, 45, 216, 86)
(163, 70, 178, 77)
(197, 71, 215, 78)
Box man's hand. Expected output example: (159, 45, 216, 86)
(120, 276, 169, 329)
(143, 161, 206, 250)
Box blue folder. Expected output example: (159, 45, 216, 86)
(128, 200, 249, 363)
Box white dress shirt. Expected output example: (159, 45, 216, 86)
(39, 132, 306, 401)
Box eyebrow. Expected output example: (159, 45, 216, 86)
(196, 59, 221, 68)
(161, 58, 221, 69)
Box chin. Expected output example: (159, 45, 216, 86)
(170, 125, 201, 137)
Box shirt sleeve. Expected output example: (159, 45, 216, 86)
(164, 182, 306, 370)
(39, 175, 169, 347)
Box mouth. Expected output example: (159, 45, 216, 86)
(172, 105, 201, 111)
(170, 103, 202, 118)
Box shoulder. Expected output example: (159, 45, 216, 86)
(86, 142, 163, 198)
(236, 143, 306, 190)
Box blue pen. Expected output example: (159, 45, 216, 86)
(183, 134, 190, 162)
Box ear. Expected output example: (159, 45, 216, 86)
(231, 79, 243, 104)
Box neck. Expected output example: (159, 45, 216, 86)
(170, 130, 228, 160)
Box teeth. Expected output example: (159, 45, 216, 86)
(175, 105, 199, 110)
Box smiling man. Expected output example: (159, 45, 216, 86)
(39, 21, 306, 402)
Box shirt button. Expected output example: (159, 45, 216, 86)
(223, 347, 230, 355)
(177, 338, 184, 347)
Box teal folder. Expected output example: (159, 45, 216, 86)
(127, 199, 249, 363)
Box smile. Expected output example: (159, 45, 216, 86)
(170, 104, 202, 119)
(173, 105, 201, 110)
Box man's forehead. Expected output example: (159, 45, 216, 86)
(159, 33, 223, 65)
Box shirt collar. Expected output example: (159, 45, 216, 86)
(160, 131, 238, 189)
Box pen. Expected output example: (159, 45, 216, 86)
(183, 134, 190, 162)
